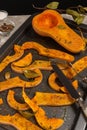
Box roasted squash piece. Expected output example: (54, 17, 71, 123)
(7, 90, 29, 110)
(11, 60, 52, 73)
(7, 90, 75, 111)
(32, 92, 75, 106)
(12, 53, 32, 67)
(0, 98, 3, 105)
(48, 56, 87, 92)
(22, 41, 74, 62)
(0, 45, 24, 72)
(11, 59, 70, 73)
(0, 69, 43, 92)
(48, 72, 78, 92)
(63, 56, 87, 79)
(0, 113, 42, 130)
(32, 10, 85, 53)
(22, 88, 64, 130)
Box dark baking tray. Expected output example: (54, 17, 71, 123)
(0, 14, 87, 130)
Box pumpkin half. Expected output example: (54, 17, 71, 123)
(32, 10, 85, 53)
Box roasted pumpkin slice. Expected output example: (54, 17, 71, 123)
(48, 56, 87, 92)
(12, 53, 32, 67)
(22, 88, 64, 130)
(32, 92, 75, 106)
(22, 41, 74, 62)
(63, 56, 87, 79)
(11, 60, 52, 73)
(7, 90, 29, 110)
(48, 72, 78, 92)
(0, 113, 42, 130)
(32, 10, 85, 53)
(0, 98, 3, 105)
(0, 45, 24, 72)
(7, 90, 75, 111)
(11, 59, 70, 74)
(0, 69, 43, 92)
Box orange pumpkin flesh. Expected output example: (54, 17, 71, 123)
(32, 10, 85, 53)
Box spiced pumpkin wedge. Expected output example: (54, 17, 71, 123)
(0, 69, 43, 92)
(11, 59, 67, 74)
(7, 90, 75, 111)
(48, 72, 78, 92)
(22, 41, 74, 62)
(0, 113, 42, 130)
(12, 53, 32, 67)
(0, 45, 24, 72)
(0, 98, 3, 105)
(32, 10, 85, 53)
(22, 88, 64, 130)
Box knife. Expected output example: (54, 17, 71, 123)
(50, 58, 87, 84)
(51, 61, 87, 121)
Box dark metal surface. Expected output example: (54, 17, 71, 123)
(0, 14, 87, 130)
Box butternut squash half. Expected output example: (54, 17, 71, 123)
(32, 10, 85, 53)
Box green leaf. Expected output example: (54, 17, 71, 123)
(74, 15, 85, 25)
(83, 7, 87, 11)
(78, 5, 87, 13)
(19, 110, 35, 119)
(24, 70, 40, 79)
(57, 25, 66, 29)
(46, 2, 59, 9)
(77, 5, 87, 14)
(66, 9, 80, 17)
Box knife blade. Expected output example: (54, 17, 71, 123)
(51, 61, 87, 121)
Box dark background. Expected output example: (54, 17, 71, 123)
(0, 0, 87, 15)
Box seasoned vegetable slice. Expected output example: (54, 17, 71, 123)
(12, 53, 32, 67)
(7, 90, 75, 111)
(22, 88, 64, 130)
(7, 90, 29, 110)
(0, 113, 42, 130)
(0, 98, 3, 105)
(0, 45, 24, 72)
(22, 41, 74, 62)
(0, 69, 43, 92)
(48, 72, 78, 92)
(11, 59, 69, 73)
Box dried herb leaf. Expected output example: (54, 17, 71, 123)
(74, 15, 85, 25)
(66, 9, 80, 17)
(18, 110, 35, 119)
(24, 70, 40, 79)
(66, 9, 85, 24)
(78, 5, 87, 13)
(46, 2, 59, 9)
(83, 7, 87, 11)
(57, 25, 66, 29)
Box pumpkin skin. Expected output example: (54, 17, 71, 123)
(32, 10, 85, 53)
